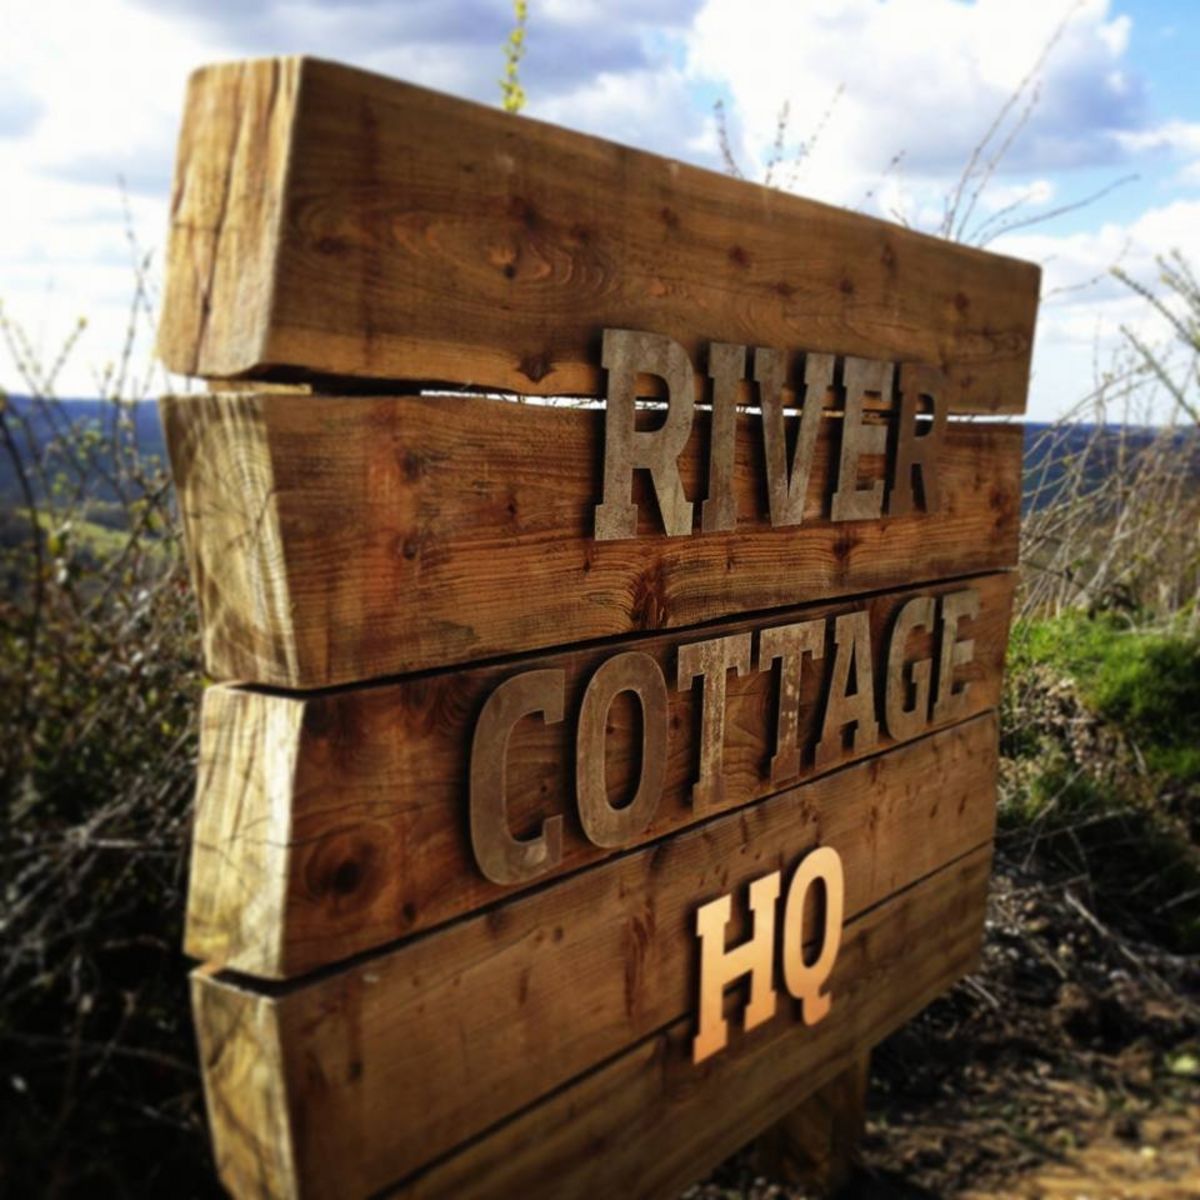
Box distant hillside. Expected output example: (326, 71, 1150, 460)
(1022, 420, 1200, 513)
(0, 396, 168, 512)
(2, 398, 1197, 524)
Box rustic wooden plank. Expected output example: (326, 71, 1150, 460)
(191, 964, 296, 1199)
(199, 838, 992, 1200)
(752, 1054, 870, 1192)
(159, 59, 298, 388)
(187, 575, 1014, 978)
(401, 847, 992, 1200)
(188, 691, 301, 977)
(193, 720, 996, 1198)
(160, 389, 1022, 689)
(158, 58, 1039, 414)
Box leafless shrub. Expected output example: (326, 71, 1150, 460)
(0, 232, 211, 1196)
(1018, 363, 1200, 626)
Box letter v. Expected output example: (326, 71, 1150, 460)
(756, 349, 834, 527)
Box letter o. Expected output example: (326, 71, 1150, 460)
(576, 651, 669, 848)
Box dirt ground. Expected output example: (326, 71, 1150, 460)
(689, 857, 1200, 1199)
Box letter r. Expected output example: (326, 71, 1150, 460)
(595, 329, 696, 540)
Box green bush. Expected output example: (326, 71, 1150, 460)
(1010, 612, 1200, 783)
(1001, 612, 1200, 952)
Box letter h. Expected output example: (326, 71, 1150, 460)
(692, 871, 780, 1064)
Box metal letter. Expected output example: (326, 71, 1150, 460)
(781, 845, 844, 1025)
(595, 328, 696, 540)
(758, 349, 834, 527)
(933, 588, 981, 723)
(470, 670, 566, 885)
(831, 356, 893, 522)
(884, 595, 935, 741)
(576, 651, 669, 849)
(702, 343, 745, 533)
(693, 870, 781, 1064)
(814, 610, 880, 768)
(889, 363, 947, 516)
(759, 619, 826, 784)
(678, 632, 753, 809)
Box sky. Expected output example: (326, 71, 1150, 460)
(2, 0, 1199, 421)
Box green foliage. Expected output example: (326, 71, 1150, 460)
(499, 0, 528, 114)
(1000, 613, 1200, 952)
(1011, 612, 1200, 782)
(1005, 749, 1120, 826)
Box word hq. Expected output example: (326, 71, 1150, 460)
(694, 846, 844, 1064)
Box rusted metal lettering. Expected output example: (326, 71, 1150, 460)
(884, 595, 935, 741)
(759, 619, 826, 784)
(759, 349, 834, 528)
(814, 611, 879, 768)
(933, 588, 981, 724)
(678, 632, 753, 809)
(595, 328, 696, 540)
(831, 356, 893, 522)
(890, 363, 947, 516)
(470, 670, 566, 885)
(576, 651, 669, 848)
(701, 342, 745, 534)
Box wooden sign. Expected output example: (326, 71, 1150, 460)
(160, 56, 1038, 1199)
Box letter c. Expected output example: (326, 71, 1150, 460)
(470, 669, 565, 884)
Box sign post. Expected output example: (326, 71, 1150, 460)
(159, 56, 1038, 1199)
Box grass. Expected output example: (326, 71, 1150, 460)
(1000, 611, 1200, 952)
(1010, 612, 1200, 783)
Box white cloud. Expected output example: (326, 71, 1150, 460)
(677, 0, 1200, 421)
(530, 66, 703, 158)
(0, 0, 235, 391)
(995, 199, 1200, 421)
(684, 0, 1147, 209)
(1113, 118, 1200, 156)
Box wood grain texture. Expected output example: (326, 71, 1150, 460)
(187, 575, 1014, 978)
(160, 389, 1022, 689)
(160, 60, 299, 380)
(193, 719, 996, 1198)
(186, 689, 302, 975)
(402, 847, 992, 1200)
(751, 1053, 870, 1192)
(157, 57, 1039, 413)
(192, 965, 296, 1199)
(199, 838, 992, 1200)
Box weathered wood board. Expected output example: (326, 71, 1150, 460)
(188, 574, 1014, 978)
(161, 389, 1022, 689)
(158, 58, 1039, 412)
(399, 848, 992, 1200)
(193, 725, 995, 1198)
(159, 52, 1037, 1200)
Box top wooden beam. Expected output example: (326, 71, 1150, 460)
(159, 57, 1039, 413)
